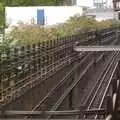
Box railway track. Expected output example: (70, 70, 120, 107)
(23, 52, 93, 119)
(46, 62, 94, 119)
(22, 51, 114, 119)
(20, 52, 92, 118)
(80, 52, 119, 119)
(21, 52, 119, 119)
(0, 28, 120, 119)
(0, 51, 78, 105)
(45, 52, 111, 119)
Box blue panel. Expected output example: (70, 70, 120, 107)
(37, 9, 45, 25)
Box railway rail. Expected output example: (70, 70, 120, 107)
(0, 28, 120, 119)
(15, 51, 118, 119)
(1, 52, 118, 119)
(22, 52, 93, 119)
(45, 52, 112, 119)
(0, 52, 77, 104)
(81, 52, 119, 119)
(0, 29, 96, 104)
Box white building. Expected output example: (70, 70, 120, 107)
(85, 8, 115, 21)
(6, 6, 83, 26)
(72, 0, 93, 7)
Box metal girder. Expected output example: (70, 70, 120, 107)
(74, 46, 120, 52)
(0, 109, 106, 116)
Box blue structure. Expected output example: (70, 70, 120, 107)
(37, 9, 45, 25)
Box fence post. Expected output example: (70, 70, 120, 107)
(32, 44, 37, 72)
(96, 30, 101, 45)
(26, 45, 31, 75)
(116, 61, 120, 80)
(0, 53, 2, 101)
(12, 48, 18, 86)
(37, 43, 41, 71)
(93, 52, 97, 67)
(41, 41, 45, 76)
(20, 46, 25, 79)
(116, 28, 119, 44)
(0, 107, 6, 118)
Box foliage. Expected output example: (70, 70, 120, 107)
(7, 16, 120, 47)
(1, 15, 120, 55)
(0, 37, 14, 55)
(65, 15, 98, 33)
(4, 0, 57, 6)
(0, 2, 4, 28)
(0, 0, 72, 54)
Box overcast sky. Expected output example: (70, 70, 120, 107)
(77, 0, 113, 8)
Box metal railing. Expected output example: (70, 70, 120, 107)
(0, 27, 119, 104)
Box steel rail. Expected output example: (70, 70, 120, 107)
(88, 54, 117, 109)
(0, 52, 77, 104)
(83, 52, 111, 105)
(75, 52, 115, 119)
(0, 30, 116, 101)
(74, 46, 120, 52)
(23, 53, 93, 119)
(89, 52, 118, 108)
(31, 52, 92, 111)
(0, 109, 107, 117)
(83, 52, 119, 119)
(0, 110, 81, 116)
(96, 52, 105, 62)
(94, 61, 119, 119)
(46, 60, 94, 119)
(47, 51, 112, 119)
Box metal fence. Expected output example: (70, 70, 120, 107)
(0, 28, 119, 103)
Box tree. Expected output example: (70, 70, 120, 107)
(0, 2, 4, 32)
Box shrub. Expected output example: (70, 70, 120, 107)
(6, 16, 120, 47)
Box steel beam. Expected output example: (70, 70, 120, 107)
(74, 46, 120, 52)
(0, 109, 106, 116)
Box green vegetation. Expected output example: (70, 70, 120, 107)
(0, 1, 120, 54)
(0, 37, 13, 56)
(0, 0, 72, 55)
(0, 16, 120, 55)
(8, 16, 96, 46)
(0, 1, 4, 28)
(7, 16, 120, 46)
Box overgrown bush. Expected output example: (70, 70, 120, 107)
(5, 16, 120, 47)
(0, 37, 15, 55)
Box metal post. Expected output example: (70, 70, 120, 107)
(116, 61, 120, 80)
(0, 53, 3, 101)
(93, 52, 97, 67)
(0, 106, 6, 118)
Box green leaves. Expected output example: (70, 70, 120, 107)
(0, 2, 4, 28)
(0, 0, 67, 6)
(0, 37, 13, 55)
(8, 16, 120, 47)
(0, 2, 4, 11)
(1, 15, 120, 55)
